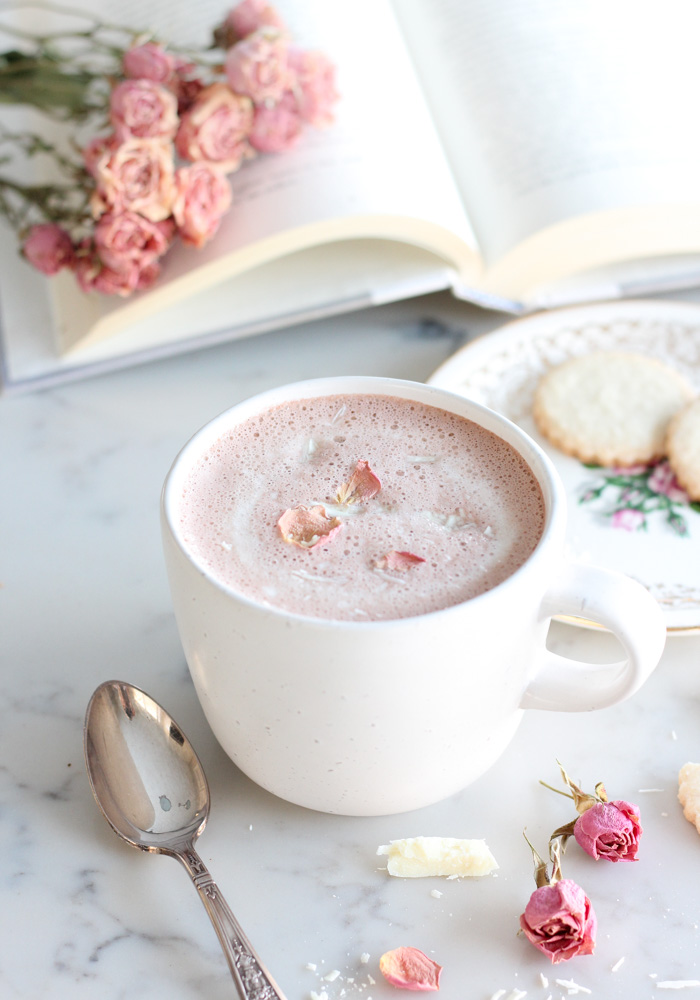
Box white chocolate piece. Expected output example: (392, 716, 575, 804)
(377, 836, 498, 877)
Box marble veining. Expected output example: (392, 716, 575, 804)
(2, 292, 700, 999)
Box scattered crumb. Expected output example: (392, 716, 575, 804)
(611, 957, 625, 973)
(306, 963, 318, 972)
(324, 970, 341, 982)
(488, 991, 506, 1000)
(539, 972, 549, 988)
(638, 788, 666, 793)
(360, 953, 370, 965)
(672, 731, 678, 740)
(504, 990, 527, 1000)
(430, 889, 443, 899)
(310, 992, 328, 1000)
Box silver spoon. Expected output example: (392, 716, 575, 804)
(84, 679, 287, 1000)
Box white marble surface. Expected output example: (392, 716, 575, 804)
(2, 292, 700, 1000)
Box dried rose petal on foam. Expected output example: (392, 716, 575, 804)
(373, 550, 426, 571)
(277, 505, 342, 548)
(336, 460, 381, 504)
(379, 947, 442, 991)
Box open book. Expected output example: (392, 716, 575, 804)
(3, 0, 700, 390)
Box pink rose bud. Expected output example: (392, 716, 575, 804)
(248, 92, 302, 153)
(90, 138, 176, 223)
(123, 42, 176, 84)
(287, 47, 339, 127)
(94, 211, 174, 272)
(225, 27, 292, 104)
(574, 800, 642, 862)
(175, 83, 253, 172)
(172, 162, 232, 248)
(110, 78, 179, 142)
(22, 224, 74, 275)
(91, 261, 142, 297)
(520, 879, 597, 964)
(72, 239, 140, 297)
(379, 947, 442, 991)
(226, 0, 286, 41)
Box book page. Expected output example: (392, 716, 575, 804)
(13, 0, 481, 350)
(394, 0, 700, 296)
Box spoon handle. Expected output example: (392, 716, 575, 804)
(176, 845, 288, 1000)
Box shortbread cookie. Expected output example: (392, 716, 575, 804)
(666, 398, 700, 501)
(533, 350, 696, 465)
(678, 761, 700, 833)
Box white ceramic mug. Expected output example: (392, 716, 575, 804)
(161, 376, 666, 816)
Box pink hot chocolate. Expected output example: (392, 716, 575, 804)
(176, 394, 545, 621)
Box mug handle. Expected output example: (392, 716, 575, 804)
(521, 562, 666, 712)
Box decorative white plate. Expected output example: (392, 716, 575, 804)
(429, 299, 700, 633)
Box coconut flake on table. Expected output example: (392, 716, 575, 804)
(555, 978, 592, 995)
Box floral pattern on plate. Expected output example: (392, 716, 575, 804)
(428, 299, 700, 632)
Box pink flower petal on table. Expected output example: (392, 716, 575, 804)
(379, 947, 442, 991)
(336, 460, 381, 504)
(373, 551, 426, 571)
(277, 505, 342, 548)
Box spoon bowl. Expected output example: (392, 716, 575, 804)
(85, 679, 287, 999)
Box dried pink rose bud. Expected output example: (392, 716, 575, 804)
(543, 763, 643, 863)
(336, 460, 381, 505)
(110, 78, 179, 142)
(379, 947, 442, 991)
(94, 211, 174, 272)
(374, 551, 426, 571)
(249, 91, 303, 153)
(574, 800, 642, 862)
(90, 138, 176, 223)
(123, 42, 176, 85)
(225, 27, 291, 105)
(175, 83, 254, 172)
(287, 47, 339, 128)
(520, 878, 597, 964)
(22, 223, 74, 275)
(277, 505, 342, 548)
(223, 0, 286, 43)
(172, 163, 232, 248)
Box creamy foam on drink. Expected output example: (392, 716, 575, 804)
(176, 394, 545, 621)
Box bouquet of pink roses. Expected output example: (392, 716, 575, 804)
(0, 0, 338, 296)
